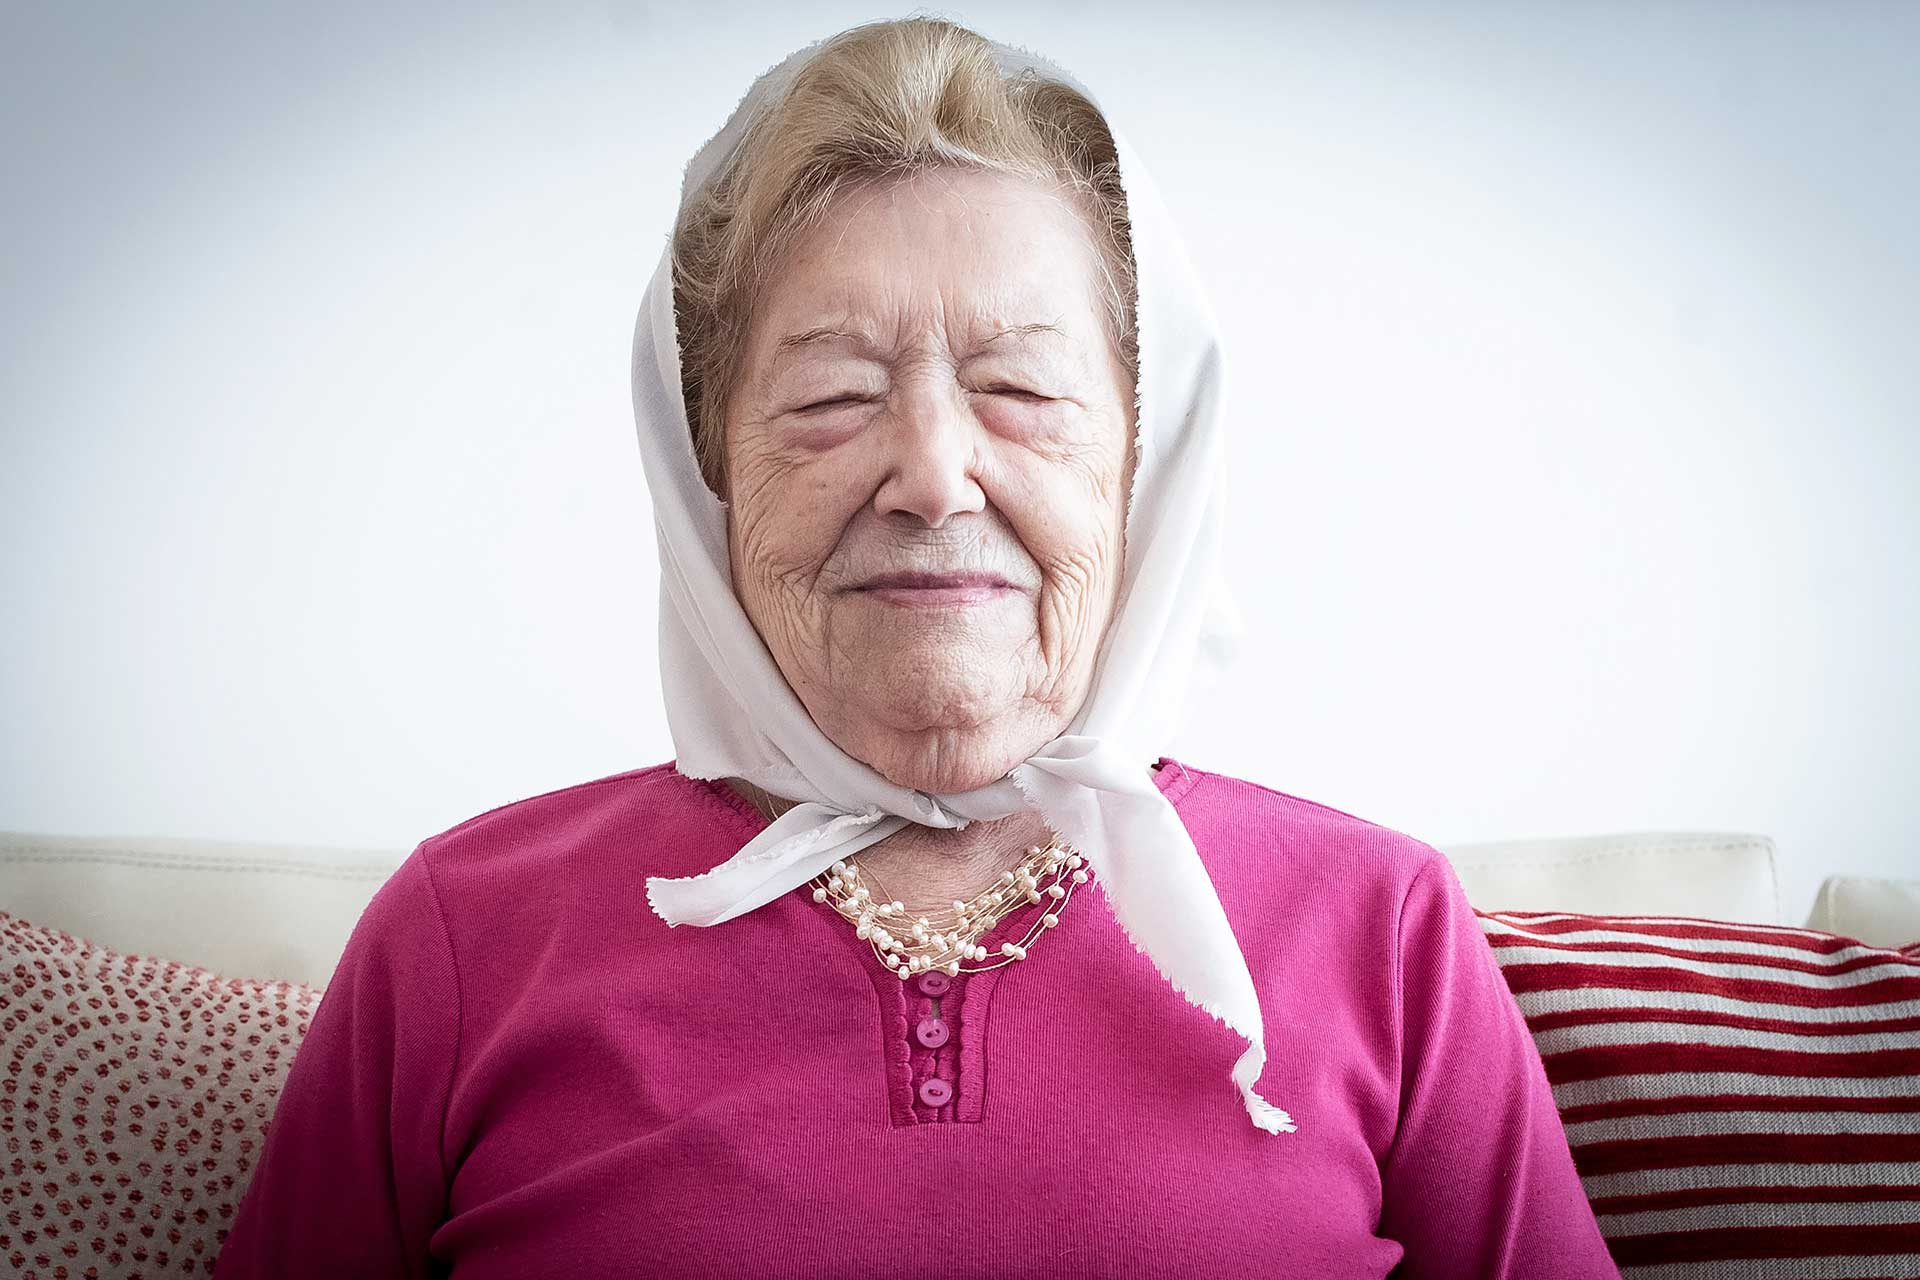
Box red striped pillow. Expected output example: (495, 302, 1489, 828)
(1476, 909, 1920, 1278)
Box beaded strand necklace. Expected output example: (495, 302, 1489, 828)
(742, 784, 1094, 981)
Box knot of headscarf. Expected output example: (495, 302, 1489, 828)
(632, 30, 1297, 1137)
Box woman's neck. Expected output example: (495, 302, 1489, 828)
(849, 811, 1060, 920)
(720, 776, 1056, 919)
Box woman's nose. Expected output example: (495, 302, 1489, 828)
(871, 382, 986, 528)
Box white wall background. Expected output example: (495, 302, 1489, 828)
(4, 0, 1915, 927)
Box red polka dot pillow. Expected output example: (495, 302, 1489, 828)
(0, 909, 321, 1278)
(1478, 908, 1920, 1279)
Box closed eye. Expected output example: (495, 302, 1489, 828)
(979, 387, 1052, 402)
(797, 395, 876, 414)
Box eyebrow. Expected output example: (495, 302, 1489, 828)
(772, 325, 878, 360)
(980, 322, 1069, 346)
(770, 320, 1069, 363)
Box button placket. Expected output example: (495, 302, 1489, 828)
(911, 987, 957, 1115)
(913, 963, 955, 1113)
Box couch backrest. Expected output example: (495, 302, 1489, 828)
(1439, 830, 1781, 922)
(0, 830, 399, 987)
(2, 826, 1783, 988)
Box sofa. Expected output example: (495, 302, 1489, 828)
(3, 824, 1917, 1277)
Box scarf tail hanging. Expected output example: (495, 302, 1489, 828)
(1010, 746, 1297, 1135)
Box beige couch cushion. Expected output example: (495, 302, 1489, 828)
(1439, 831, 1780, 923)
(0, 832, 400, 988)
(1804, 873, 1920, 950)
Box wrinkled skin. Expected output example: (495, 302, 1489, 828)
(720, 166, 1137, 912)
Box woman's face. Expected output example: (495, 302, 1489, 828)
(722, 166, 1136, 795)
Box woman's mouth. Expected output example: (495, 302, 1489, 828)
(853, 571, 1015, 608)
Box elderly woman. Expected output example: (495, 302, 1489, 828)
(215, 18, 1619, 1278)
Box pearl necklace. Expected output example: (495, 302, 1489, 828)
(742, 783, 1093, 980)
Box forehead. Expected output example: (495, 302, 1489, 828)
(750, 170, 1104, 361)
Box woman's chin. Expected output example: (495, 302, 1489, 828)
(817, 685, 1046, 792)
(853, 683, 1014, 739)
(863, 748, 1024, 797)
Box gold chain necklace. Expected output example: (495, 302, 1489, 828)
(743, 783, 1093, 981)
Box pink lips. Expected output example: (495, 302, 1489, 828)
(855, 571, 1014, 608)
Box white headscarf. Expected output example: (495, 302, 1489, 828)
(634, 28, 1297, 1137)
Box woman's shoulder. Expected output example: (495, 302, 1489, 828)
(1163, 756, 1443, 901)
(410, 759, 746, 898)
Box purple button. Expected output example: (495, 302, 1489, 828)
(915, 1016, 950, 1048)
(918, 1077, 953, 1107)
(916, 970, 952, 997)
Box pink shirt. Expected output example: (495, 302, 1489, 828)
(213, 758, 1620, 1277)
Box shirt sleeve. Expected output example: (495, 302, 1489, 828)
(1376, 850, 1621, 1278)
(212, 842, 459, 1278)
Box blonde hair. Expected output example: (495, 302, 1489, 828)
(670, 16, 1141, 500)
